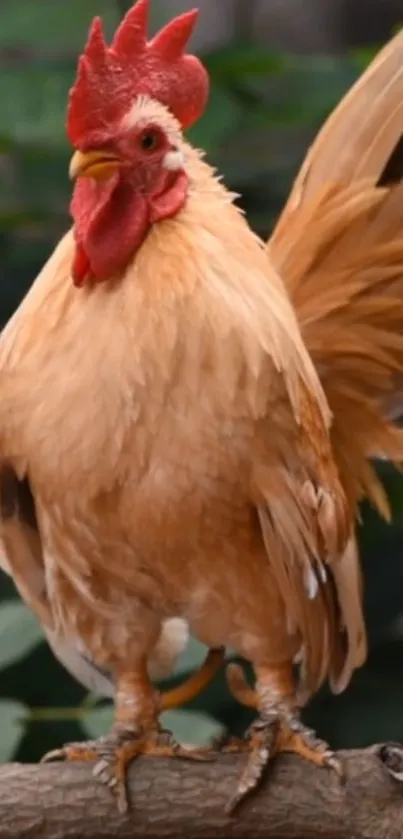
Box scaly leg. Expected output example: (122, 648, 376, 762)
(223, 660, 343, 812)
(42, 648, 224, 812)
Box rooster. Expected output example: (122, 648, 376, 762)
(0, 0, 402, 814)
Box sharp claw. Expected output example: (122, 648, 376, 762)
(117, 789, 129, 815)
(326, 754, 345, 779)
(225, 790, 245, 815)
(226, 762, 268, 814)
(93, 765, 113, 785)
(92, 758, 110, 778)
(40, 748, 65, 763)
(219, 736, 250, 754)
(226, 779, 255, 815)
(225, 720, 277, 814)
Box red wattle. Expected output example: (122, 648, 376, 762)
(72, 243, 91, 286)
(70, 170, 188, 282)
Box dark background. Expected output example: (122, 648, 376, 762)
(0, 0, 403, 761)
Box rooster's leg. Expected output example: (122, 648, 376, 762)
(41, 649, 223, 813)
(223, 661, 343, 813)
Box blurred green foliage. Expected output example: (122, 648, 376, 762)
(0, 0, 402, 767)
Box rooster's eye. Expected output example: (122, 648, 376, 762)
(139, 130, 160, 152)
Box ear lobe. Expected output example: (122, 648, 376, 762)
(162, 149, 184, 171)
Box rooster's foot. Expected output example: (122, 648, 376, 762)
(41, 725, 213, 813)
(222, 661, 344, 812)
(221, 712, 343, 813)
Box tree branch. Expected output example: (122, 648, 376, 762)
(0, 744, 402, 839)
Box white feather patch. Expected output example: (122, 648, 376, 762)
(163, 149, 184, 172)
(148, 617, 189, 680)
(304, 565, 319, 600)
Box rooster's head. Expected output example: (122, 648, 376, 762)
(67, 0, 209, 285)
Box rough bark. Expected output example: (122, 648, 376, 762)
(0, 744, 402, 839)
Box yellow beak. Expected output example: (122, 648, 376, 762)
(69, 149, 123, 181)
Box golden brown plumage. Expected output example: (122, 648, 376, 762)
(265, 27, 403, 698)
(0, 462, 223, 697)
(1, 0, 403, 812)
(270, 28, 403, 596)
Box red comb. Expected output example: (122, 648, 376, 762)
(67, 0, 209, 147)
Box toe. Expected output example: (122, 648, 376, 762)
(41, 743, 101, 763)
(226, 719, 277, 813)
(91, 740, 143, 815)
(168, 743, 215, 761)
(323, 751, 345, 779)
(40, 748, 66, 764)
(275, 720, 344, 778)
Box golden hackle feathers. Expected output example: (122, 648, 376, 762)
(0, 143, 331, 501)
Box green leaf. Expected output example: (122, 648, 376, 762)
(83, 705, 113, 739)
(82, 703, 225, 746)
(161, 709, 225, 745)
(204, 44, 290, 82)
(307, 641, 403, 749)
(0, 700, 26, 761)
(0, 0, 118, 51)
(351, 46, 383, 72)
(188, 83, 243, 154)
(173, 636, 210, 678)
(0, 66, 72, 144)
(0, 600, 44, 670)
